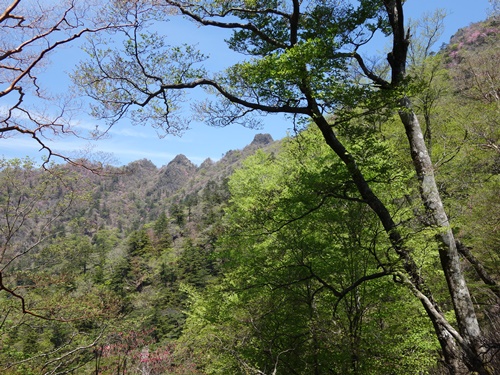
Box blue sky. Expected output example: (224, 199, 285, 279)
(2, 0, 493, 167)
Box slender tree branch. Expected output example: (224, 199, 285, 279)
(395, 271, 466, 346)
(456, 240, 500, 299)
(167, 0, 288, 49)
(0, 0, 21, 24)
(352, 52, 391, 88)
(0, 271, 53, 320)
(158, 79, 310, 115)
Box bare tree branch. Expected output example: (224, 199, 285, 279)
(456, 240, 500, 299)
(0, 0, 133, 165)
(165, 0, 289, 49)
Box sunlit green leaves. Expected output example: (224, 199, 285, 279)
(223, 38, 358, 116)
(182, 126, 437, 374)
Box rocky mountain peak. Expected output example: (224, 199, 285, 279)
(158, 154, 197, 195)
(250, 133, 273, 147)
(199, 158, 214, 170)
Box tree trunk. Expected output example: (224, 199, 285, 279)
(426, 309, 466, 374)
(398, 100, 491, 374)
(303, 91, 471, 373)
(382, 1, 492, 371)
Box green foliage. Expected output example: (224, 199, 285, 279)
(128, 227, 155, 257)
(3, 14, 499, 371)
(183, 127, 438, 374)
(153, 211, 172, 250)
(0, 144, 240, 372)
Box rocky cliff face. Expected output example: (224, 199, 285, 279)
(174, 134, 277, 198)
(251, 133, 273, 146)
(157, 154, 197, 196)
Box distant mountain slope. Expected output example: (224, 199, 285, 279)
(75, 133, 278, 235)
(446, 17, 499, 59)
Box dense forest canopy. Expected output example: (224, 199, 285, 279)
(1, 0, 499, 374)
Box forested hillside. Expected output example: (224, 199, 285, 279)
(0, 132, 280, 374)
(1, 1, 499, 374)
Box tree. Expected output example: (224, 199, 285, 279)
(183, 129, 439, 374)
(0, 158, 75, 318)
(0, 0, 129, 165)
(489, 0, 500, 18)
(153, 211, 172, 251)
(406, 10, 448, 157)
(439, 21, 500, 349)
(0, 159, 118, 374)
(74, 1, 496, 373)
